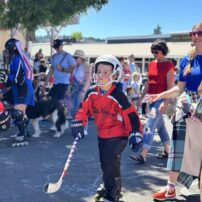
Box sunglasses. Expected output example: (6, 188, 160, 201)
(151, 50, 160, 54)
(189, 31, 202, 37)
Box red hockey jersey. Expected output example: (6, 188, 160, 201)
(75, 85, 142, 139)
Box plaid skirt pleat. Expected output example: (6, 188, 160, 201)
(167, 119, 186, 171)
(186, 90, 200, 103)
(177, 172, 196, 188)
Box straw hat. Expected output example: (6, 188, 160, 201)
(73, 50, 86, 60)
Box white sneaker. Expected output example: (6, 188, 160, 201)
(84, 129, 88, 136)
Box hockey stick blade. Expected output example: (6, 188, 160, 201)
(43, 177, 62, 193)
(43, 137, 79, 194)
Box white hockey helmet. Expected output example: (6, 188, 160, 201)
(94, 54, 123, 85)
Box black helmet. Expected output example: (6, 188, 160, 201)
(5, 38, 19, 53)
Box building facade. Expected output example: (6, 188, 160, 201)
(31, 32, 192, 73)
(0, 31, 192, 73)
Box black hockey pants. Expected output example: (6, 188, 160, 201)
(98, 136, 128, 202)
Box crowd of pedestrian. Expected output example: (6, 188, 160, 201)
(0, 22, 201, 202)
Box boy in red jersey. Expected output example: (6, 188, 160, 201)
(71, 55, 142, 202)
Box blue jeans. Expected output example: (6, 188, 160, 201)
(71, 83, 84, 117)
(142, 99, 170, 150)
(71, 83, 88, 131)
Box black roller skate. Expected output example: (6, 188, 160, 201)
(12, 135, 29, 147)
(11, 115, 29, 147)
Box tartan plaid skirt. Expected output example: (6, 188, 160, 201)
(169, 91, 200, 188)
(167, 119, 186, 171)
(167, 91, 200, 172)
(167, 115, 196, 188)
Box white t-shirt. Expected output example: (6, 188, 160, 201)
(131, 81, 139, 98)
(73, 64, 85, 83)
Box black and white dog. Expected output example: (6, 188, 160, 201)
(26, 99, 67, 138)
(2, 89, 68, 137)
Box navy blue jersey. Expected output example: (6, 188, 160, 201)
(8, 54, 34, 106)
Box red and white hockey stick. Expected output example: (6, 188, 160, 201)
(43, 136, 79, 193)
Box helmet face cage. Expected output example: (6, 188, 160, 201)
(94, 55, 123, 86)
(5, 38, 18, 55)
(4, 38, 18, 67)
(3, 50, 9, 69)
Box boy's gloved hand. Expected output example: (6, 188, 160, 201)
(71, 120, 85, 140)
(129, 132, 143, 152)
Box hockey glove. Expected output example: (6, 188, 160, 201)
(0, 70, 8, 84)
(129, 132, 143, 152)
(71, 120, 85, 140)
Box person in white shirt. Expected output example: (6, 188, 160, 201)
(71, 50, 91, 135)
(131, 72, 141, 110)
(128, 54, 135, 73)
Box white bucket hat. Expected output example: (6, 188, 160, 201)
(73, 49, 86, 60)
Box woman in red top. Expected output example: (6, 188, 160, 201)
(130, 39, 174, 164)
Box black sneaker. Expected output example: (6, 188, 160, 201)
(94, 194, 105, 202)
(103, 198, 124, 202)
(95, 184, 107, 201)
(95, 195, 124, 202)
(12, 135, 29, 147)
(95, 184, 123, 202)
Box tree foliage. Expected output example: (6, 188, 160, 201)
(0, 0, 108, 31)
(0, 0, 6, 23)
(70, 32, 83, 41)
(153, 24, 162, 35)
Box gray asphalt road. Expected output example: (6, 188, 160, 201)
(0, 117, 200, 202)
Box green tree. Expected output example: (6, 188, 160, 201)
(70, 32, 83, 41)
(0, 0, 6, 25)
(0, 0, 108, 54)
(0, 0, 109, 31)
(153, 24, 162, 35)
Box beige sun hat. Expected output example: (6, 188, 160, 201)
(73, 49, 86, 60)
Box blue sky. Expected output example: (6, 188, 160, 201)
(36, 0, 202, 39)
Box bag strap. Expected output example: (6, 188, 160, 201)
(60, 52, 68, 65)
